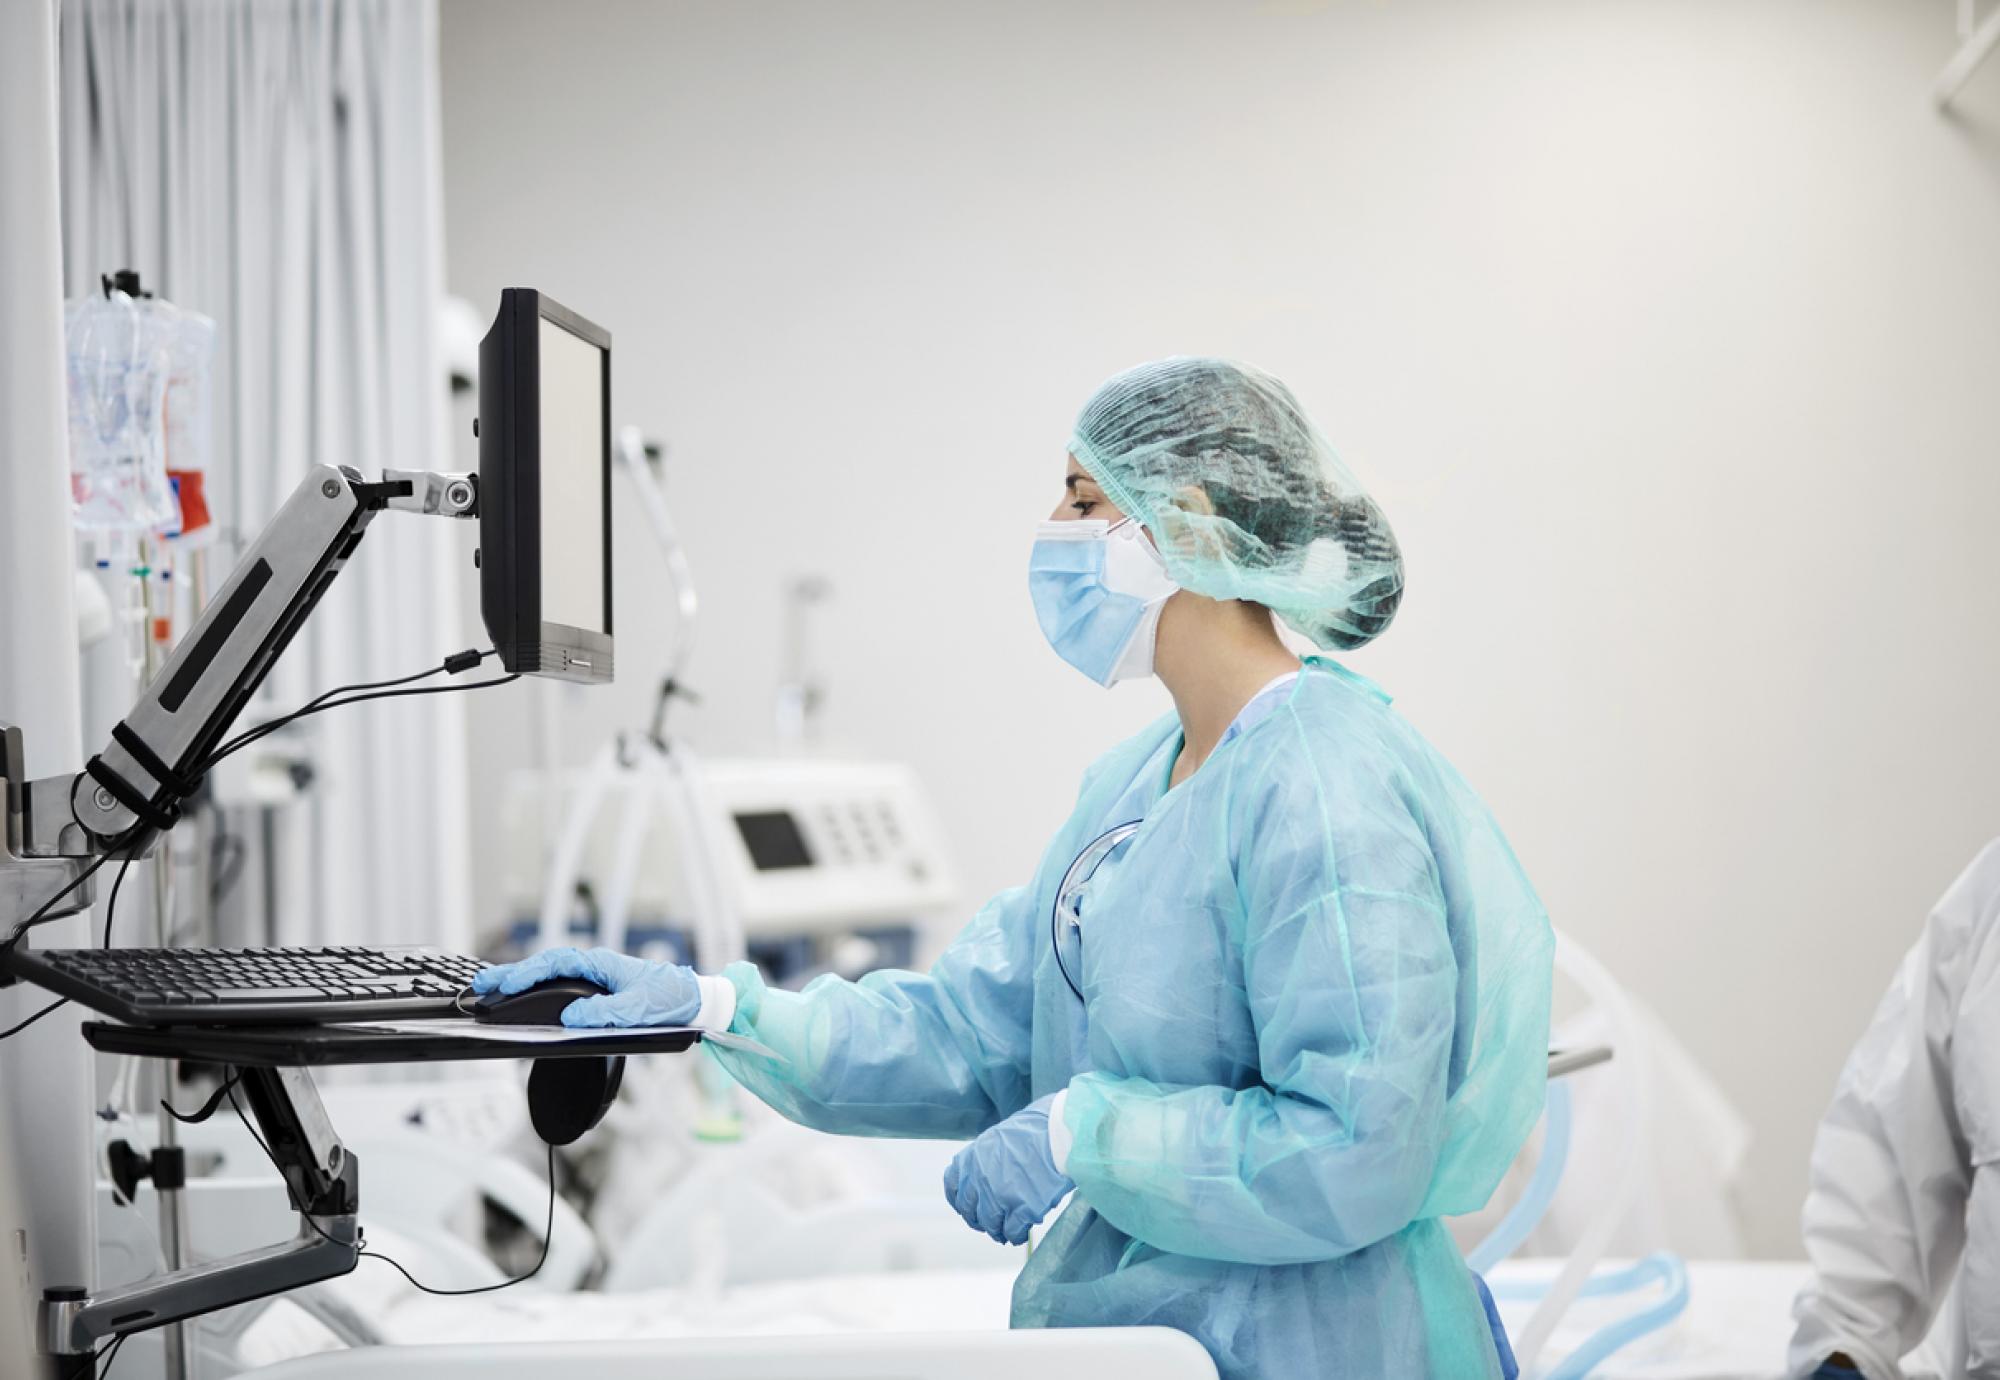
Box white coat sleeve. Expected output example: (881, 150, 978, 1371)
(1964, 1164, 2000, 1378)
(1787, 840, 2000, 1380)
(1952, 860, 2000, 1379)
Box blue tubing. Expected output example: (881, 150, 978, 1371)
(1466, 1079, 1690, 1377)
(1487, 1256, 1678, 1303)
(1467, 1079, 1572, 1274)
(1540, 1252, 1691, 1380)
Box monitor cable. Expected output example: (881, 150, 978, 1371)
(62, 1330, 127, 1380)
(198, 647, 504, 768)
(0, 649, 516, 1042)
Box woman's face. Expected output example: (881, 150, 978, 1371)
(1049, 454, 1127, 524)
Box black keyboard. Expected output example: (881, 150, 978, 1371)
(1, 945, 488, 1026)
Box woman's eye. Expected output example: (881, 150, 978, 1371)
(1070, 499, 1097, 515)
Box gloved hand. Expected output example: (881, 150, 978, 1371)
(942, 1093, 1074, 1245)
(471, 946, 709, 1029)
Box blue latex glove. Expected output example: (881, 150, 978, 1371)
(1809, 1365, 1865, 1379)
(942, 1093, 1074, 1245)
(471, 946, 702, 1029)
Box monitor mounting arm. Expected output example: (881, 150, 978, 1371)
(43, 1062, 361, 1359)
(0, 465, 476, 937)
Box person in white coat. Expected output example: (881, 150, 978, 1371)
(1789, 839, 2000, 1378)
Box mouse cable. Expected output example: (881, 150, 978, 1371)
(227, 1083, 557, 1296)
(159, 1069, 242, 1126)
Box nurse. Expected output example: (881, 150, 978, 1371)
(477, 357, 1555, 1379)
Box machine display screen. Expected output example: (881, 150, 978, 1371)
(733, 811, 814, 871)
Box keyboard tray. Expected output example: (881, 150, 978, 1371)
(82, 1019, 703, 1067)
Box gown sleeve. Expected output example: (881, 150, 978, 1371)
(703, 881, 1043, 1140)
(702, 732, 1170, 1141)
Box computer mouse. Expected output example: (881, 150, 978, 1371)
(468, 976, 611, 1026)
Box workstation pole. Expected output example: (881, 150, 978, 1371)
(0, 3, 101, 1374)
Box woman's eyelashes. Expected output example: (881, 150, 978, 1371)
(1070, 498, 1099, 516)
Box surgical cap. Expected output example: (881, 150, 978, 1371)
(1068, 358, 1404, 651)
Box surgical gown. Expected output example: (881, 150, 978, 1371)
(706, 657, 1555, 1380)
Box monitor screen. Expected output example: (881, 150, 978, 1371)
(733, 811, 815, 871)
(537, 316, 606, 635)
(477, 288, 614, 683)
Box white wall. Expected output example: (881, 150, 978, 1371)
(437, 0, 2000, 1258)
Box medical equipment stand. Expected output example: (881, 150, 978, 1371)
(0, 460, 481, 1379)
(1, 13, 95, 1365)
(42, 1063, 361, 1370)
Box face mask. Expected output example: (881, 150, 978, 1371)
(1028, 517, 1179, 686)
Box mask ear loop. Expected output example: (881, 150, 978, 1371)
(1107, 515, 1173, 575)
(1106, 515, 1153, 548)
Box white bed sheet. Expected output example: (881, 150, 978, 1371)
(351, 1257, 1811, 1379)
(363, 1266, 1014, 1347)
(1489, 1259, 1807, 1380)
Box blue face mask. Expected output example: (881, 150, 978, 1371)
(1028, 518, 1179, 686)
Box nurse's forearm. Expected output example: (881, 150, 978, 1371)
(1058, 1071, 1438, 1266)
(702, 960, 1004, 1140)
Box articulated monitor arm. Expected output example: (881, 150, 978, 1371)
(43, 1064, 361, 1359)
(0, 465, 476, 934)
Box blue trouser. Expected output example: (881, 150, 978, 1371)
(1475, 1275, 1518, 1380)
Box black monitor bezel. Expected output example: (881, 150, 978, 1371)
(478, 287, 614, 683)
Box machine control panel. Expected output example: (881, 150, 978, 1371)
(500, 756, 957, 941)
(703, 758, 953, 932)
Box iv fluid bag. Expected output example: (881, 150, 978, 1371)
(162, 306, 216, 541)
(64, 288, 213, 533)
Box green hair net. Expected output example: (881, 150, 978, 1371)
(1068, 358, 1404, 651)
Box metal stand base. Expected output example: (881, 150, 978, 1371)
(41, 1064, 361, 1360)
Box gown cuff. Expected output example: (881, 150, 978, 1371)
(692, 973, 738, 1033)
(1046, 1088, 1074, 1176)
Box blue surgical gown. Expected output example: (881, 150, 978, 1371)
(706, 657, 1554, 1379)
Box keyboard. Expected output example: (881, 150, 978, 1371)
(0, 944, 488, 1026)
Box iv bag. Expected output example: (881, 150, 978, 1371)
(162, 306, 216, 544)
(64, 284, 214, 534)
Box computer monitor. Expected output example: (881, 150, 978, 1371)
(477, 288, 614, 683)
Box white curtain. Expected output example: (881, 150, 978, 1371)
(57, 0, 474, 952)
